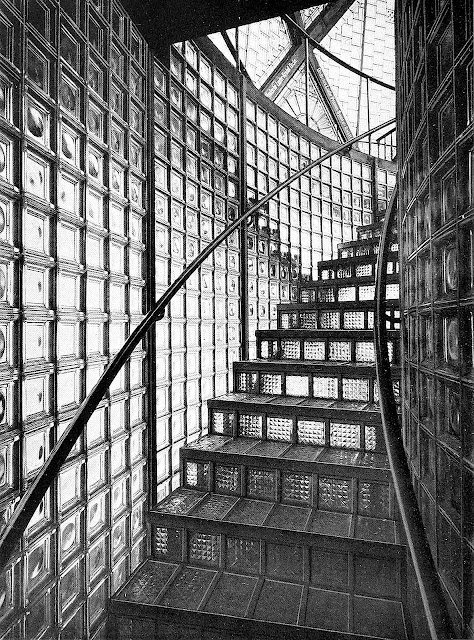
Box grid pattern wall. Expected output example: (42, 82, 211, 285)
(0, 0, 149, 638)
(153, 42, 242, 502)
(397, 0, 473, 635)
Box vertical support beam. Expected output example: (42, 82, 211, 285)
(305, 36, 310, 127)
(239, 70, 249, 361)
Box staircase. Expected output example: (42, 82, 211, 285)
(109, 220, 410, 640)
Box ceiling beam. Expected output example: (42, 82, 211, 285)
(260, 0, 357, 100)
(282, 12, 305, 46)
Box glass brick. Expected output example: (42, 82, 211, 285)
(247, 468, 276, 500)
(342, 378, 369, 401)
(365, 426, 377, 451)
(226, 537, 260, 574)
(343, 311, 364, 329)
(238, 413, 262, 438)
(367, 312, 374, 329)
(260, 373, 282, 395)
(238, 372, 258, 392)
(297, 419, 325, 445)
(304, 341, 325, 360)
(338, 287, 356, 301)
(212, 411, 233, 435)
(267, 416, 293, 441)
(215, 465, 241, 494)
(154, 527, 182, 560)
(299, 312, 317, 329)
(358, 482, 390, 518)
(185, 461, 210, 490)
(359, 285, 375, 301)
(189, 532, 219, 566)
(355, 342, 375, 362)
(386, 284, 399, 299)
(318, 287, 335, 302)
(313, 376, 338, 399)
(282, 472, 311, 504)
(329, 341, 351, 361)
(281, 312, 297, 329)
(286, 375, 309, 396)
(330, 423, 361, 449)
(319, 312, 340, 329)
(281, 340, 300, 359)
(355, 264, 372, 277)
(318, 477, 351, 512)
(337, 266, 352, 278)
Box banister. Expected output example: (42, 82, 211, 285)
(374, 186, 453, 640)
(0, 118, 395, 573)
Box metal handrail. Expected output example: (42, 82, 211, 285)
(374, 186, 453, 640)
(0, 118, 395, 573)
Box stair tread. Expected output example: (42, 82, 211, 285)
(236, 359, 389, 371)
(209, 392, 381, 413)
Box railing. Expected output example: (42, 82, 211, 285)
(374, 186, 453, 640)
(0, 118, 394, 573)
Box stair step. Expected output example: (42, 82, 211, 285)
(298, 279, 399, 304)
(277, 302, 400, 331)
(112, 558, 409, 639)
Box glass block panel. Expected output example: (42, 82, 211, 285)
(238, 413, 262, 438)
(365, 426, 377, 451)
(355, 264, 372, 277)
(238, 372, 258, 392)
(215, 465, 241, 494)
(318, 477, 351, 512)
(154, 527, 182, 560)
(330, 423, 361, 449)
(318, 287, 335, 302)
(297, 419, 325, 445)
(342, 378, 369, 401)
(343, 311, 365, 329)
(299, 312, 317, 329)
(247, 468, 276, 500)
(313, 376, 338, 399)
(337, 266, 351, 278)
(304, 341, 325, 360)
(338, 287, 356, 302)
(259, 373, 282, 395)
(319, 312, 340, 329)
(358, 482, 390, 518)
(189, 532, 219, 566)
(282, 472, 311, 504)
(267, 416, 293, 441)
(226, 537, 260, 574)
(386, 284, 399, 299)
(329, 341, 351, 361)
(185, 461, 210, 490)
(355, 342, 375, 362)
(359, 285, 375, 300)
(281, 340, 300, 359)
(286, 375, 309, 396)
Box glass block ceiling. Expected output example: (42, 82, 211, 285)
(209, 0, 395, 143)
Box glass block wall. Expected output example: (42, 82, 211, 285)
(397, 0, 473, 635)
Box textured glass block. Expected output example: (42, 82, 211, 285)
(260, 373, 282, 395)
(319, 312, 340, 329)
(154, 527, 182, 560)
(215, 465, 241, 494)
(267, 416, 293, 441)
(185, 462, 210, 490)
(238, 372, 258, 392)
(211, 411, 233, 435)
(226, 537, 260, 574)
(285, 375, 309, 396)
(318, 477, 351, 512)
(281, 340, 300, 359)
(330, 423, 361, 449)
(282, 472, 311, 504)
(189, 533, 219, 566)
(238, 413, 262, 438)
(355, 342, 375, 363)
(343, 311, 365, 329)
(160, 566, 216, 610)
(342, 378, 369, 401)
(338, 287, 356, 302)
(329, 341, 351, 361)
(359, 482, 390, 518)
(313, 376, 338, 399)
(386, 284, 399, 299)
(247, 468, 276, 500)
(355, 264, 372, 277)
(337, 266, 351, 278)
(318, 287, 335, 302)
(299, 312, 317, 329)
(192, 495, 237, 520)
(297, 419, 325, 445)
(304, 341, 325, 360)
(157, 489, 204, 515)
(365, 426, 377, 451)
(281, 312, 297, 329)
(359, 285, 375, 301)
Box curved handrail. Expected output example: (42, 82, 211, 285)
(0, 118, 395, 573)
(374, 186, 453, 640)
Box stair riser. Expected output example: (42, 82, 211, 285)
(317, 251, 398, 278)
(298, 281, 399, 305)
(277, 305, 400, 330)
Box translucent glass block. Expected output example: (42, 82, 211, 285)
(212, 411, 233, 435)
(304, 341, 325, 360)
(367, 312, 374, 329)
(341, 378, 369, 401)
(299, 312, 317, 329)
(318, 477, 351, 512)
(329, 341, 351, 361)
(313, 377, 338, 399)
(189, 532, 219, 566)
(267, 416, 293, 441)
(386, 284, 399, 299)
(260, 341, 269, 358)
(215, 465, 241, 494)
(337, 266, 351, 278)
(226, 537, 260, 574)
(247, 468, 276, 500)
(373, 381, 379, 403)
(282, 472, 311, 504)
(280, 312, 297, 329)
(286, 375, 309, 397)
(297, 419, 325, 445)
(281, 340, 300, 359)
(387, 343, 394, 363)
(359, 482, 390, 518)
(359, 285, 375, 301)
(330, 423, 361, 449)
(154, 527, 182, 560)
(260, 373, 282, 395)
(355, 342, 375, 362)
(338, 287, 356, 302)
(185, 461, 210, 490)
(365, 426, 377, 451)
(238, 414, 263, 438)
(318, 287, 335, 302)
(356, 246, 370, 256)
(238, 372, 258, 392)
(355, 264, 372, 277)
(343, 311, 364, 329)
(319, 312, 340, 329)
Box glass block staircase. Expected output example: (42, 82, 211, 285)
(109, 221, 409, 640)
